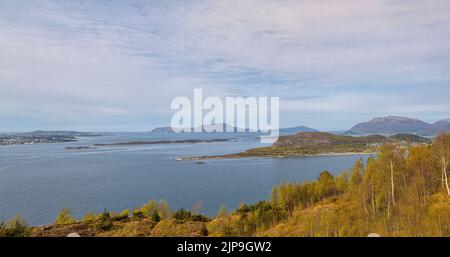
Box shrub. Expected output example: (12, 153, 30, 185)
(54, 208, 76, 225)
(200, 223, 209, 236)
(158, 199, 173, 219)
(173, 209, 210, 222)
(190, 214, 210, 222)
(235, 201, 285, 235)
(121, 209, 130, 217)
(173, 208, 192, 222)
(140, 199, 173, 220)
(151, 210, 161, 222)
(132, 209, 145, 219)
(141, 200, 158, 217)
(111, 209, 129, 221)
(96, 210, 113, 230)
(0, 215, 32, 237)
(82, 212, 97, 222)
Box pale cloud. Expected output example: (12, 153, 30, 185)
(0, 0, 449, 131)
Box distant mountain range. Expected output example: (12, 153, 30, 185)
(350, 116, 450, 136)
(151, 124, 317, 135)
(279, 126, 317, 135)
(151, 116, 450, 137)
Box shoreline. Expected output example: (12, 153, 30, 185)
(93, 138, 234, 147)
(177, 151, 378, 161)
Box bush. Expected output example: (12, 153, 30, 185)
(190, 214, 210, 222)
(151, 210, 161, 222)
(96, 210, 113, 230)
(82, 212, 97, 222)
(141, 200, 158, 217)
(158, 200, 173, 219)
(200, 223, 209, 236)
(133, 209, 145, 219)
(0, 215, 32, 237)
(111, 209, 129, 221)
(235, 201, 285, 235)
(173, 209, 210, 223)
(54, 208, 76, 225)
(121, 209, 130, 217)
(140, 199, 173, 220)
(173, 208, 192, 222)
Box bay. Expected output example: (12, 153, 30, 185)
(0, 132, 370, 225)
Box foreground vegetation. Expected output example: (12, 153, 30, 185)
(1, 134, 449, 237)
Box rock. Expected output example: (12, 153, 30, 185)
(368, 233, 381, 237)
(67, 232, 81, 237)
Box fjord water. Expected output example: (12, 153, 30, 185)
(0, 133, 370, 225)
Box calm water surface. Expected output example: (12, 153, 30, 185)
(0, 133, 371, 225)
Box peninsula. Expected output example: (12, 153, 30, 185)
(0, 131, 102, 146)
(180, 132, 431, 160)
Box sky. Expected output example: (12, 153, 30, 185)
(1, 0, 450, 131)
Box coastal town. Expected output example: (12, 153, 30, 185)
(0, 131, 101, 146)
(0, 135, 77, 145)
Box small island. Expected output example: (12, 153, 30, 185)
(65, 146, 99, 150)
(93, 138, 234, 147)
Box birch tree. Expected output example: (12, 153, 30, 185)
(432, 133, 450, 196)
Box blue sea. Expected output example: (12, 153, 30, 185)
(0, 133, 370, 225)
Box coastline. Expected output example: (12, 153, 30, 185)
(177, 151, 378, 161)
(93, 138, 234, 147)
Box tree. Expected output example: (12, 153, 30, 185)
(350, 159, 363, 187)
(141, 200, 158, 217)
(158, 199, 173, 219)
(378, 144, 406, 212)
(432, 133, 450, 196)
(335, 172, 349, 194)
(173, 209, 192, 222)
(54, 208, 76, 225)
(97, 209, 113, 230)
(272, 182, 297, 213)
(192, 201, 204, 215)
(216, 205, 228, 218)
(406, 145, 435, 204)
(151, 210, 161, 222)
(317, 170, 335, 199)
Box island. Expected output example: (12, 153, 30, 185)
(180, 132, 431, 160)
(93, 138, 234, 147)
(65, 146, 99, 150)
